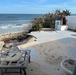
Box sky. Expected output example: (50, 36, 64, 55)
(0, 0, 76, 14)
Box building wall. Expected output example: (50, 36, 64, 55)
(66, 16, 76, 30)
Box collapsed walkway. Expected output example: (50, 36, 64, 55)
(2, 31, 76, 75)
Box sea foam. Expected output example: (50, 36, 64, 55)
(0, 23, 32, 35)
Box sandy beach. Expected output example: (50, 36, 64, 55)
(0, 31, 29, 41)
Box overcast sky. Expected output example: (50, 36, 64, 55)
(0, 0, 75, 14)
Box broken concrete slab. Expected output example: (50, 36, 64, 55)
(0, 41, 5, 51)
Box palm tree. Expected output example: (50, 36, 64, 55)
(62, 9, 71, 16)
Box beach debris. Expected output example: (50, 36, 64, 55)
(4, 43, 13, 48)
(0, 41, 5, 51)
(57, 68, 60, 71)
(3, 38, 13, 43)
(17, 35, 24, 42)
(31, 69, 33, 71)
(34, 39, 36, 41)
(69, 60, 74, 65)
(17, 34, 28, 42)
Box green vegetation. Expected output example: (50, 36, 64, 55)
(62, 9, 71, 16)
(32, 9, 71, 31)
(32, 24, 43, 31)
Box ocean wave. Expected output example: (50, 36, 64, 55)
(0, 23, 32, 34)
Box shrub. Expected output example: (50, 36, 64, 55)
(32, 9, 71, 31)
(32, 24, 43, 31)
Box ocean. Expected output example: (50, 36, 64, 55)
(0, 14, 43, 25)
(0, 14, 43, 34)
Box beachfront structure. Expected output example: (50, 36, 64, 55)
(66, 16, 76, 30)
(55, 16, 76, 31)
